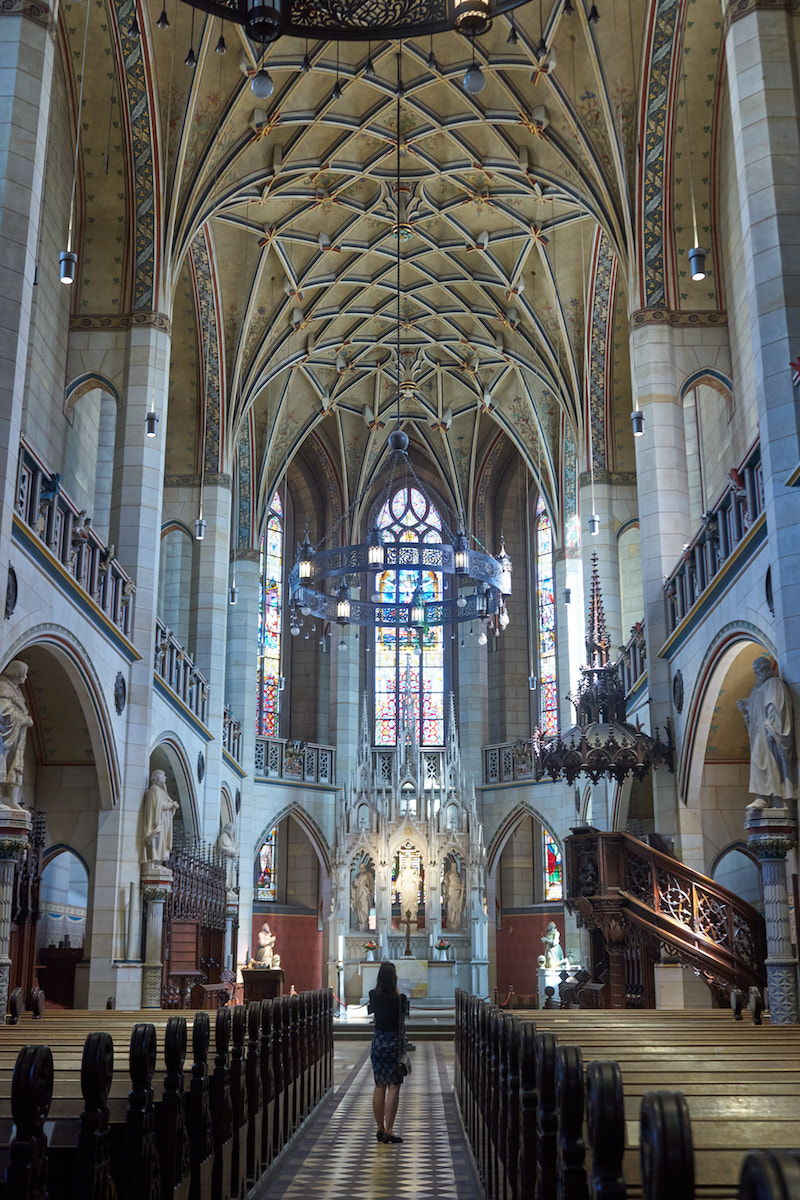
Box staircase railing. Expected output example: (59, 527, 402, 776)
(565, 829, 766, 1002)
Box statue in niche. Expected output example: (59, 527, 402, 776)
(142, 769, 180, 864)
(541, 921, 565, 969)
(350, 860, 374, 931)
(248, 921, 280, 968)
(737, 656, 798, 808)
(0, 660, 33, 810)
(215, 821, 238, 890)
(398, 859, 421, 923)
(443, 859, 464, 930)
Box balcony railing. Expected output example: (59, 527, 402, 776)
(223, 705, 242, 764)
(255, 737, 335, 785)
(154, 618, 208, 725)
(664, 439, 763, 634)
(15, 440, 135, 638)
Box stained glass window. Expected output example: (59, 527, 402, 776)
(536, 496, 558, 734)
(544, 831, 563, 901)
(374, 486, 445, 746)
(257, 494, 283, 737)
(256, 827, 277, 901)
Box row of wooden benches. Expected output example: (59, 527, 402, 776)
(0, 989, 334, 1200)
(454, 990, 800, 1200)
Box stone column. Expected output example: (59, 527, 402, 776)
(629, 320, 695, 853)
(330, 632, 360, 784)
(725, 1, 800, 686)
(226, 552, 260, 974)
(746, 806, 799, 1025)
(0, 810, 31, 1019)
(458, 623, 488, 784)
(0, 5, 56, 609)
(140, 863, 173, 1009)
(189, 479, 232, 835)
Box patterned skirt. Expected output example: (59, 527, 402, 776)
(371, 1030, 403, 1086)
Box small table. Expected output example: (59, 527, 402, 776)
(242, 967, 285, 1004)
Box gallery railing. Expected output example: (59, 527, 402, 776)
(664, 438, 763, 633)
(154, 618, 209, 725)
(223, 705, 243, 764)
(254, 737, 335, 785)
(15, 439, 135, 638)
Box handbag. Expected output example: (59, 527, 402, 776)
(398, 1049, 412, 1077)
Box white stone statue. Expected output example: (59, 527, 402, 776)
(0, 660, 34, 810)
(247, 921, 279, 968)
(443, 860, 464, 930)
(398, 860, 421, 922)
(142, 769, 180, 863)
(737, 656, 797, 808)
(541, 921, 565, 969)
(215, 821, 238, 890)
(350, 861, 373, 930)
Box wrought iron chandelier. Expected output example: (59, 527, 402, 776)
(533, 556, 673, 785)
(288, 55, 512, 640)
(176, 0, 528, 45)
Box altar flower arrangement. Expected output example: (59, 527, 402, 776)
(363, 940, 378, 952)
(435, 939, 451, 951)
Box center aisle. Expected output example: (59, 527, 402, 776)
(252, 1041, 483, 1199)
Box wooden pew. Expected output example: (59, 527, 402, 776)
(0, 989, 332, 1200)
(455, 991, 800, 1200)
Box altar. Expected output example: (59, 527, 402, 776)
(359, 958, 429, 1004)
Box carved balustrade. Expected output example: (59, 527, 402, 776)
(222, 705, 243, 764)
(564, 829, 767, 1000)
(254, 736, 335, 785)
(155, 618, 209, 725)
(664, 438, 763, 634)
(15, 439, 135, 637)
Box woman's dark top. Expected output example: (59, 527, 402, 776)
(368, 989, 408, 1032)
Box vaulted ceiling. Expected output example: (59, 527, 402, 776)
(64, 0, 724, 543)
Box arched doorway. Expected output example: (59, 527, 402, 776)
(36, 848, 89, 1007)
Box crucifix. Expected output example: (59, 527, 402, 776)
(400, 909, 414, 957)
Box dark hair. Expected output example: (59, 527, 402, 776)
(375, 960, 398, 997)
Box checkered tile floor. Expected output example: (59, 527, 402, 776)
(252, 1042, 482, 1199)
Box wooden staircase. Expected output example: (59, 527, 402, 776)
(564, 829, 767, 1004)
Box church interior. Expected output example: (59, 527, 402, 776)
(1, 0, 799, 1040)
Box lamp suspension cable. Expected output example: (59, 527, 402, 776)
(682, 71, 707, 281)
(395, 48, 403, 431)
(60, 0, 92, 284)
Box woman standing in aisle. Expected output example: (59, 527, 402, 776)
(368, 960, 408, 1144)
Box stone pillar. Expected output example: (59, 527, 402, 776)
(190, 479, 232, 835)
(330, 632, 360, 783)
(725, 2, 800, 685)
(629, 321, 695, 852)
(0, 6, 56, 608)
(226, 552, 260, 975)
(225, 897, 237, 971)
(746, 806, 799, 1025)
(458, 625, 488, 784)
(140, 863, 173, 1009)
(0, 810, 31, 1019)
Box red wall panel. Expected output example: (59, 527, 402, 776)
(495, 912, 566, 998)
(250, 914, 323, 992)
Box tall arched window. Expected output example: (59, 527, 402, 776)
(374, 486, 445, 746)
(257, 493, 283, 737)
(536, 496, 558, 734)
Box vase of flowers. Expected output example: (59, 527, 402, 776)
(435, 938, 450, 961)
(364, 940, 378, 962)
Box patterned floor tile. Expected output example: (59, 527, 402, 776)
(251, 1042, 482, 1199)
